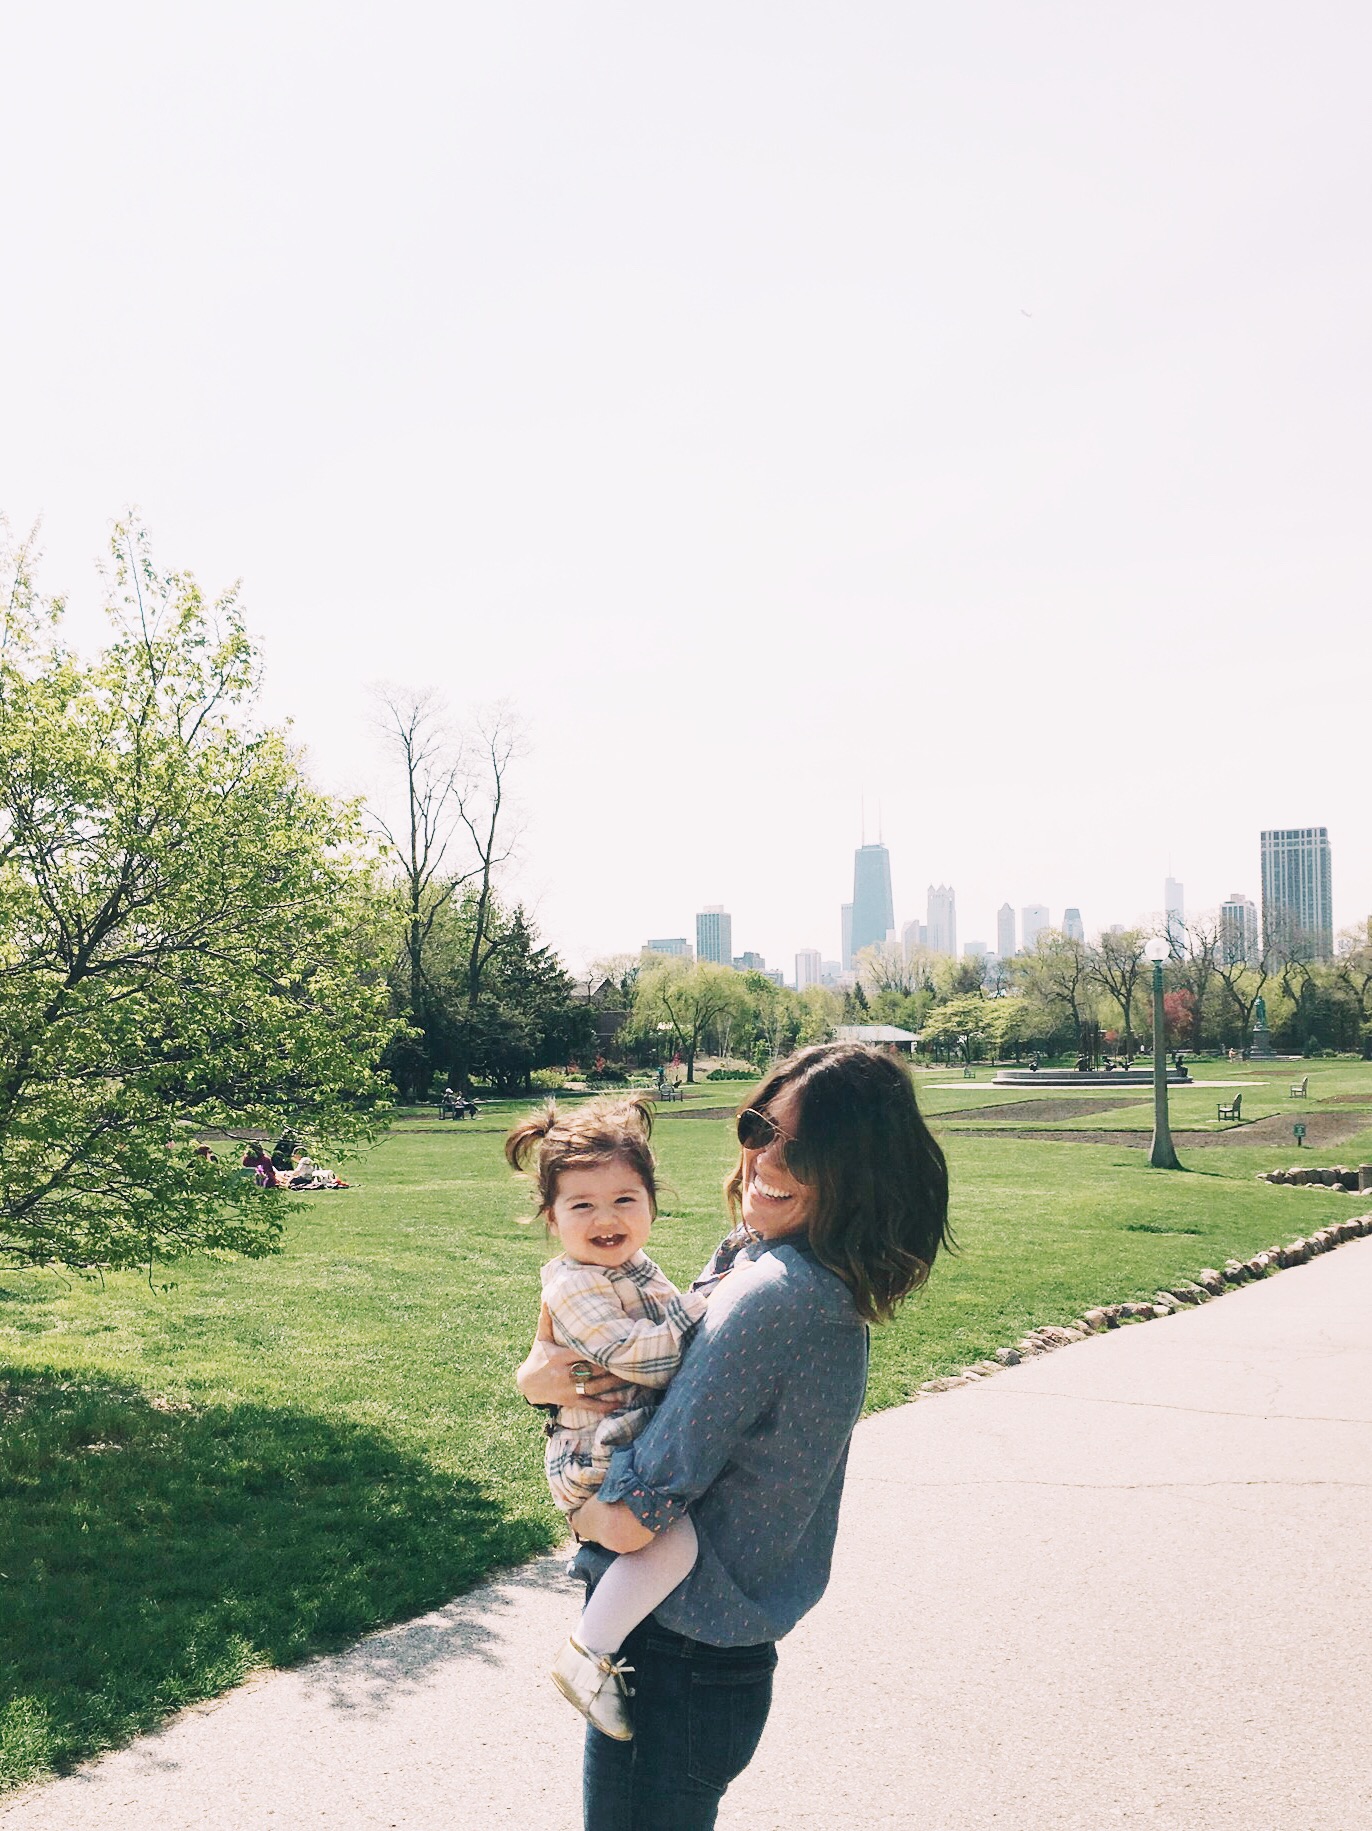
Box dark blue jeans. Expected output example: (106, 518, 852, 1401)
(582, 1618, 777, 1830)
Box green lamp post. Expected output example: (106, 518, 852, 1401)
(1145, 936, 1181, 1170)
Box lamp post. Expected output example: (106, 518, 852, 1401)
(1145, 936, 1180, 1169)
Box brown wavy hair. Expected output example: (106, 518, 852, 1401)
(725, 1043, 951, 1324)
(505, 1095, 659, 1219)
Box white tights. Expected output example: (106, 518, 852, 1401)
(577, 1514, 699, 1656)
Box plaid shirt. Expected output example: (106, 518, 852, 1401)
(540, 1249, 708, 1512)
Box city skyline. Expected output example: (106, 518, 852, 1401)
(632, 823, 1349, 986)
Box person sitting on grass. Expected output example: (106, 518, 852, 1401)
(242, 1144, 278, 1188)
(285, 1154, 351, 1191)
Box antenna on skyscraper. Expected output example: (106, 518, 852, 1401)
(878, 799, 883, 842)
(860, 794, 865, 847)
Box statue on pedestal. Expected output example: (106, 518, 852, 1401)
(1249, 992, 1275, 1059)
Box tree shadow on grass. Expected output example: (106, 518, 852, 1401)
(0, 1368, 553, 1791)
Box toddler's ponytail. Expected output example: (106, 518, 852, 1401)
(504, 1094, 659, 1219)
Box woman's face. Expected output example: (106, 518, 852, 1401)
(739, 1085, 813, 1240)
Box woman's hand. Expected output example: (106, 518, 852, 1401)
(572, 1495, 656, 1554)
(515, 1305, 620, 1413)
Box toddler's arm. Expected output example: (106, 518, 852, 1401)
(543, 1261, 707, 1391)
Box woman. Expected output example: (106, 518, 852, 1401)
(517, 1041, 951, 1829)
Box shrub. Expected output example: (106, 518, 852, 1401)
(707, 1067, 758, 1081)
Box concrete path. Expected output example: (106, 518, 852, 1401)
(7, 1239, 1372, 1830)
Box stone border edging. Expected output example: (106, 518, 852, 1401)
(1260, 1163, 1372, 1192)
(913, 1212, 1372, 1397)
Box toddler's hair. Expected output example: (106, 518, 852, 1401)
(504, 1095, 658, 1219)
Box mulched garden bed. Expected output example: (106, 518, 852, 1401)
(935, 1097, 1148, 1123)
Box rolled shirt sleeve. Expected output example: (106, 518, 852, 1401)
(595, 1266, 784, 1527)
(573, 1237, 870, 1646)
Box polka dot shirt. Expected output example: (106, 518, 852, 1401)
(571, 1235, 870, 1648)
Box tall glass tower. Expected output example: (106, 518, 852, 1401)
(695, 906, 733, 965)
(850, 844, 894, 959)
(926, 884, 957, 957)
(1260, 828, 1332, 961)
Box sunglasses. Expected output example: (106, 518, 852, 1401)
(735, 1108, 813, 1182)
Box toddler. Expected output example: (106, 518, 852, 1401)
(506, 1096, 707, 1742)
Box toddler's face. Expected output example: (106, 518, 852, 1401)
(549, 1160, 654, 1267)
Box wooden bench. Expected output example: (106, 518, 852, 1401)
(1217, 1094, 1242, 1122)
(1289, 1075, 1309, 1099)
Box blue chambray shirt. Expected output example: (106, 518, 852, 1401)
(569, 1232, 870, 1647)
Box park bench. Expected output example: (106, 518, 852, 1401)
(657, 1083, 683, 1103)
(1217, 1094, 1242, 1123)
(1289, 1075, 1309, 1099)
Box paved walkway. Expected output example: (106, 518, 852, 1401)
(7, 1239, 1372, 1830)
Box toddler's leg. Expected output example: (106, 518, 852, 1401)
(577, 1515, 699, 1657)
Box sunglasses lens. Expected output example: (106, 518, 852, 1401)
(736, 1109, 775, 1151)
(737, 1109, 812, 1182)
(782, 1141, 812, 1183)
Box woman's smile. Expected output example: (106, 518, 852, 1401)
(740, 1088, 811, 1237)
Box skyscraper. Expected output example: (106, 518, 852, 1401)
(997, 903, 1016, 957)
(1220, 894, 1259, 966)
(1260, 828, 1333, 961)
(695, 906, 732, 965)
(850, 843, 894, 959)
(901, 918, 926, 956)
(1165, 877, 1185, 950)
(795, 948, 822, 991)
(1062, 907, 1085, 942)
(926, 884, 957, 957)
(840, 903, 854, 972)
(1021, 905, 1049, 952)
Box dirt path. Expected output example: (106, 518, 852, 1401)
(944, 1110, 1372, 1149)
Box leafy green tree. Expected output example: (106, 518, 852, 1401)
(450, 907, 594, 1092)
(1015, 931, 1092, 1047)
(982, 995, 1042, 1059)
(629, 961, 747, 1082)
(919, 993, 992, 1063)
(1164, 919, 1222, 1052)
(0, 520, 396, 1272)
(1214, 956, 1270, 1052)
(1333, 921, 1372, 1056)
(1087, 929, 1148, 1059)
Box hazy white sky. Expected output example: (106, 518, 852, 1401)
(4, 2, 1368, 974)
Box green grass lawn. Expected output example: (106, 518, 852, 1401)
(3, 1080, 1372, 1790)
